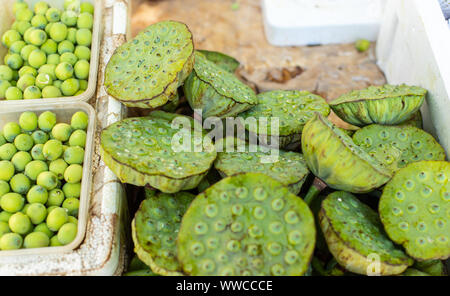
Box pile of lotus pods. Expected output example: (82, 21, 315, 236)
(101, 21, 449, 276)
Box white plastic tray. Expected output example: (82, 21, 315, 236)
(0, 0, 102, 104)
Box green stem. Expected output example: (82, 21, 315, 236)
(304, 177, 327, 205)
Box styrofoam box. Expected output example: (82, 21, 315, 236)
(262, 0, 386, 46)
(0, 0, 102, 104)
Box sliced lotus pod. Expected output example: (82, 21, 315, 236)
(399, 110, 423, 129)
(413, 259, 447, 276)
(319, 191, 413, 275)
(301, 113, 392, 194)
(104, 21, 194, 109)
(330, 84, 427, 126)
(239, 90, 330, 149)
(379, 161, 450, 261)
(132, 190, 195, 275)
(197, 49, 240, 73)
(214, 141, 309, 195)
(177, 173, 316, 276)
(400, 268, 431, 276)
(353, 125, 446, 173)
(100, 111, 217, 193)
(183, 51, 257, 118)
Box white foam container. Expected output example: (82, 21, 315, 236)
(262, 0, 386, 46)
(0, 101, 96, 256)
(0, 0, 102, 104)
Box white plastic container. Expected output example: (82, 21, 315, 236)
(0, 0, 102, 104)
(0, 101, 96, 256)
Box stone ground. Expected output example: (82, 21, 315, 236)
(131, 0, 387, 128)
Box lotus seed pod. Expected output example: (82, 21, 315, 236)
(197, 49, 240, 73)
(353, 125, 446, 173)
(319, 191, 413, 275)
(301, 113, 392, 193)
(214, 139, 309, 194)
(100, 111, 217, 193)
(177, 173, 316, 276)
(105, 21, 194, 109)
(379, 161, 450, 261)
(239, 90, 330, 149)
(329, 84, 426, 126)
(183, 51, 257, 118)
(132, 190, 195, 275)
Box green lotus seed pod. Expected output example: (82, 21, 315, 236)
(34, 222, 53, 238)
(100, 112, 217, 193)
(40, 39, 57, 55)
(46, 188, 65, 207)
(24, 231, 49, 248)
(0, 65, 14, 81)
(18, 66, 37, 78)
(80, 2, 94, 14)
(105, 21, 195, 108)
(27, 185, 48, 204)
(19, 111, 38, 132)
(14, 133, 34, 151)
(46, 8, 61, 23)
(57, 222, 77, 245)
(46, 207, 68, 232)
(36, 171, 58, 191)
(9, 40, 26, 54)
(34, 1, 49, 15)
(64, 164, 83, 184)
(26, 203, 47, 224)
(11, 151, 32, 172)
(5, 86, 23, 100)
(177, 173, 316, 276)
(197, 49, 240, 73)
(0, 233, 23, 250)
(49, 22, 67, 42)
(75, 28, 91, 46)
(353, 125, 446, 173)
(184, 51, 257, 118)
(0, 80, 12, 99)
(61, 78, 80, 96)
(0, 143, 17, 160)
(68, 129, 87, 147)
(74, 45, 90, 60)
(51, 123, 72, 142)
(0, 161, 15, 181)
(62, 198, 79, 216)
(24, 160, 48, 181)
(62, 183, 80, 199)
(214, 139, 309, 194)
(301, 113, 392, 193)
(5, 53, 23, 70)
(28, 49, 47, 68)
(42, 85, 62, 98)
(10, 173, 31, 194)
(38, 64, 57, 80)
(0, 192, 24, 212)
(319, 191, 413, 275)
(61, 10, 78, 27)
(9, 212, 31, 234)
(2, 30, 22, 48)
(379, 161, 450, 260)
(47, 53, 60, 65)
(60, 52, 78, 66)
(330, 84, 427, 127)
(132, 190, 195, 275)
(38, 111, 57, 132)
(23, 85, 42, 100)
